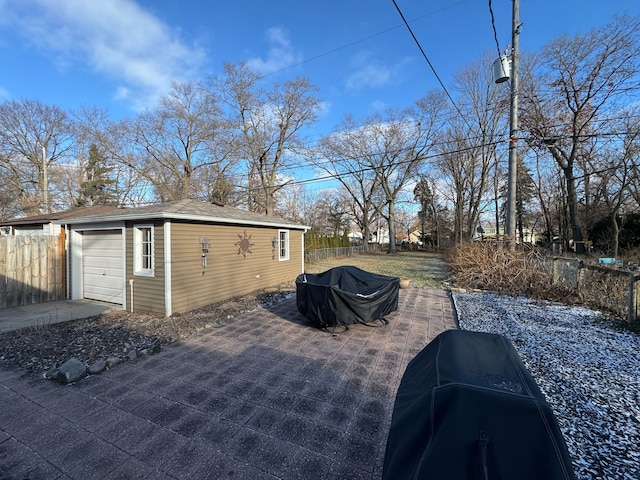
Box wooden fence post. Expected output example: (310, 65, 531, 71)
(0, 237, 6, 309)
(629, 274, 640, 323)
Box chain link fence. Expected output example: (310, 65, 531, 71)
(304, 246, 369, 264)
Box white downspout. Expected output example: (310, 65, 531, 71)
(64, 224, 70, 299)
(129, 279, 134, 312)
(302, 228, 308, 273)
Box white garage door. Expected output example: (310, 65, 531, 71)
(83, 230, 123, 304)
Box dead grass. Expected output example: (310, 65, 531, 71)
(305, 250, 451, 288)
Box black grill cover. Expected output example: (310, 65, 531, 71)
(383, 329, 576, 480)
(295, 266, 399, 329)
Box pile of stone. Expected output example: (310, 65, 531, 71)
(44, 341, 162, 384)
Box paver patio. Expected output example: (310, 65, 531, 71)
(0, 288, 456, 479)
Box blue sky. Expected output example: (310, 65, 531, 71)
(1, 0, 639, 137)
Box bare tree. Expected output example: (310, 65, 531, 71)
(437, 122, 501, 243)
(116, 82, 230, 201)
(394, 207, 416, 249)
(629, 129, 640, 207)
(215, 63, 321, 215)
(344, 190, 380, 247)
(0, 150, 23, 220)
(276, 183, 316, 225)
(314, 114, 382, 250)
(590, 109, 640, 256)
(435, 52, 509, 243)
(520, 14, 640, 253)
(317, 91, 446, 254)
(72, 106, 153, 207)
(0, 99, 73, 215)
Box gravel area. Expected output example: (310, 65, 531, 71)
(452, 291, 640, 480)
(0, 288, 294, 376)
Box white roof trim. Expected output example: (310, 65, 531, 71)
(56, 212, 309, 230)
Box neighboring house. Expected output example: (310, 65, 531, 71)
(370, 226, 390, 245)
(475, 224, 537, 244)
(55, 199, 309, 317)
(0, 206, 121, 236)
(347, 232, 363, 245)
(474, 224, 505, 240)
(409, 229, 424, 245)
(395, 232, 408, 245)
(396, 230, 424, 246)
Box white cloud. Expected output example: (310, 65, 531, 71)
(0, 0, 206, 110)
(345, 51, 410, 91)
(370, 100, 387, 111)
(246, 27, 301, 75)
(317, 100, 333, 118)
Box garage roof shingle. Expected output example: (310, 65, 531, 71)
(56, 199, 308, 230)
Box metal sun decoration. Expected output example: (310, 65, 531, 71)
(235, 231, 255, 258)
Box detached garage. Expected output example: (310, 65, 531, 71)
(81, 230, 124, 304)
(61, 199, 308, 316)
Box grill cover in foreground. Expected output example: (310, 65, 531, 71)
(383, 329, 576, 480)
(295, 266, 399, 329)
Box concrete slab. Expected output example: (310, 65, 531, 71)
(0, 300, 120, 333)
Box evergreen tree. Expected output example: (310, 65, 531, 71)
(516, 157, 536, 243)
(77, 144, 117, 207)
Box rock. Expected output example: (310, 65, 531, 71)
(127, 350, 137, 361)
(88, 359, 107, 374)
(56, 358, 86, 384)
(44, 366, 59, 380)
(106, 357, 122, 369)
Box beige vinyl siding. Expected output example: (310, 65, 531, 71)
(170, 222, 303, 314)
(125, 220, 165, 314)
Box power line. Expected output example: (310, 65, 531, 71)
(276, 110, 640, 179)
(259, 1, 469, 79)
(241, 137, 507, 194)
(256, 126, 640, 195)
(488, 0, 503, 59)
(391, 0, 472, 131)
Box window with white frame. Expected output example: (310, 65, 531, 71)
(134, 225, 154, 276)
(278, 229, 289, 261)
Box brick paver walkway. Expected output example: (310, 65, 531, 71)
(0, 288, 456, 480)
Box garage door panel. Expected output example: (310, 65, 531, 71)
(83, 270, 122, 284)
(83, 282, 122, 304)
(83, 265, 122, 276)
(83, 230, 123, 304)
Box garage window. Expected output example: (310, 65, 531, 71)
(278, 229, 289, 261)
(134, 225, 154, 276)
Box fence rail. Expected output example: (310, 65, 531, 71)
(0, 235, 65, 308)
(550, 257, 640, 322)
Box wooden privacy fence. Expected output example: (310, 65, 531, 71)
(0, 235, 65, 308)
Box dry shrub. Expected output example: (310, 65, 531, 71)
(619, 246, 640, 265)
(447, 242, 581, 303)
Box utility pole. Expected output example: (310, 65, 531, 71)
(505, 0, 520, 248)
(42, 145, 50, 214)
